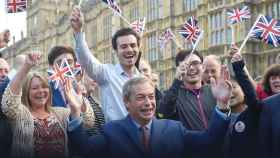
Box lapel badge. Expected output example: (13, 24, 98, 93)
(234, 121, 245, 133)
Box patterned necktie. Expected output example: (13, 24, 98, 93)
(141, 126, 149, 151)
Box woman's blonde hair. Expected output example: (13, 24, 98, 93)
(21, 72, 52, 112)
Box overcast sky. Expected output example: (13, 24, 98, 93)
(0, 0, 27, 43)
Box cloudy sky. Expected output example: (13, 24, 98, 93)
(0, 0, 26, 43)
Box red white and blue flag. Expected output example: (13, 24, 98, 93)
(48, 59, 74, 89)
(178, 16, 201, 46)
(227, 6, 250, 24)
(158, 28, 175, 49)
(102, 0, 122, 15)
(6, 0, 26, 13)
(130, 18, 146, 35)
(250, 15, 280, 47)
(73, 62, 82, 76)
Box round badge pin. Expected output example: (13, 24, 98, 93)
(234, 121, 245, 133)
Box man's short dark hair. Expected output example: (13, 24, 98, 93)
(48, 46, 77, 65)
(175, 50, 203, 67)
(112, 28, 141, 50)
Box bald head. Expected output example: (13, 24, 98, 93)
(0, 58, 9, 78)
(202, 55, 221, 84)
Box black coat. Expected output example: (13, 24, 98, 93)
(223, 60, 262, 158)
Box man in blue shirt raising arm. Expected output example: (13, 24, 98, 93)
(70, 6, 142, 122)
(66, 73, 232, 158)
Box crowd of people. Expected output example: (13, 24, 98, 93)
(0, 6, 279, 158)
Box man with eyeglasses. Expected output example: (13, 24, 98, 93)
(159, 50, 217, 131)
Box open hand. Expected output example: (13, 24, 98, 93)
(64, 79, 85, 118)
(210, 65, 232, 109)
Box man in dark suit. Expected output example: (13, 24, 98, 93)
(67, 76, 232, 158)
(259, 92, 280, 158)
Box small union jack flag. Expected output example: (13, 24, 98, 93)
(178, 16, 201, 46)
(158, 28, 175, 49)
(73, 62, 82, 76)
(227, 6, 250, 24)
(6, 0, 26, 13)
(250, 15, 280, 47)
(130, 18, 146, 35)
(48, 59, 73, 89)
(102, 0, 122, 15)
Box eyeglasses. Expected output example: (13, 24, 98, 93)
(185, 60, 202, 68)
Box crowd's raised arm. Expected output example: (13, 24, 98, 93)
(0, 4, 280, 158)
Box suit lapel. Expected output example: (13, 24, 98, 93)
(121, 116, 144, 152)
(150, 118, 165, 153)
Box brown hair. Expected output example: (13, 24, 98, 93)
(261, 64, 280, 95)
(112, 28, 141, 50)
(48, 46, 77, 65)
(22, 72, 52, 112)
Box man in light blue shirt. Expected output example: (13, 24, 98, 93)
(70, 7, 141, 122)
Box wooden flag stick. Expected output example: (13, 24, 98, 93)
(238, 15, 262, 53)
(172, 38, 183, 50)
(230, 25, 235, 45)
(190, 30, 204, 54)
(78, 0, 83, 7)
(117, 13, 131, 26)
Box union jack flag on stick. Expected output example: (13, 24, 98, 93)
(48, 59, 74, 89)
(130, 18, 146, 36)
(178, 16, 202, 46)
(158, 28, 176, 49)
(239, 15, 280, 53)
(73, 62, 82, 76)
(6, 0, 26, 13)
(102, 0, 130, 25)
(227, 6, 250, 24)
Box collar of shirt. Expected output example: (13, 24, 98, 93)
(130, 116, 153, 131)
(115, 63, 140, 77)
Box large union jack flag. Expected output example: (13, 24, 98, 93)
(130, 18, 146, 35)
(158, 28, 175, 49)
(48, 59, 74, 89)
(251, 15, 280, 47)
(6, 0, 26, 13)
(102, 0, 122, 15)
(178, 16, 201, 46)
(227, 6, 250, 24)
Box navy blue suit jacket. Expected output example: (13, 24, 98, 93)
(69, 110, 229, 158)
(259, 93, 280, 158)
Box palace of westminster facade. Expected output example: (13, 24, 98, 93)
(1, 0, 280, 89)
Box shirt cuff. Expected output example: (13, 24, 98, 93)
(215, 106, 230, 119)
(68, 116, 82, 132)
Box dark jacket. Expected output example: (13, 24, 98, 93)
(159, 79, 216, 130)
(259, 92, 280, 158)
(223, 60, 262, 158)
(69, 110, 229, 158)
(0, 76, 12, 158)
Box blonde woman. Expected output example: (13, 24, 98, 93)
(1, 53, 94, 158)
